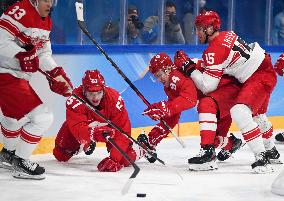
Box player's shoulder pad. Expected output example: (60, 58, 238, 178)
(65, 86, 85, 112)
(104, 87, 126, 110)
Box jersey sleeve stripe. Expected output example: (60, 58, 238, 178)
(204, 69, 223, 79)
(0, 18, 30, 44)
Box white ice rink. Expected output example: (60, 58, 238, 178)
(0, 135, 283, 201)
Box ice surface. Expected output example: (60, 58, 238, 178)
(0, 135, 283, 201)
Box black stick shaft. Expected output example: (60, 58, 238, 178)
(72, 93, 165, 165)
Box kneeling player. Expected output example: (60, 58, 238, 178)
(53, 70, 138, 172)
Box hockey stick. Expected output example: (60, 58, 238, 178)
(40, 68, 184, 181)
(75, 1, 186, 148)
(71, 93, 165, 166)
(38, 68, 165, 165)
(103, 133, 140, 195)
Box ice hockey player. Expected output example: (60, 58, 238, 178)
(53, 70, 138, 172)
(273, 53, 284, 144)
(175, 50, 244, 170)
(0, 0, 73, 180)
(179, 10, 280, 173)
(137, 53, 243, 169)
(137, 52, 198, 163)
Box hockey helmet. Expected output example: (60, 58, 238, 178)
(195, 10, 221, 31)
(149, 53, 173, 74)
(29, 0, 54, 8)
(82, 70, 105, 92)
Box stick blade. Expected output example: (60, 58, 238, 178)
(121, 178, 134, 195)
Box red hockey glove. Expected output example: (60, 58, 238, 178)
(148, 124, 168, 146)
(89, 126, 115, 142)
(142, 101, 171, 121)
(274, 53, 284, 76)
(97, 157, 123, 172)
(46, 67, 73, 97)
(15, 45, 39, 73)
(174, 50, 196, 76)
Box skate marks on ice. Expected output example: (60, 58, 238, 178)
(0, 136, 283, 201)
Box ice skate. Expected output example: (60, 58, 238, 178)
(0, 148, 15, 170)
(137, 133, 157, 163)
(217, 134, 243, 161)
(275, 132, 284, 143)
(12, 156, 45, 180)
(251, 152, 273, 174)
(188, 145, 218, 171)
(266, 146, 282, 164)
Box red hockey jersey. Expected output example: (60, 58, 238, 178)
(0, 0, 57, 80)
(164, 69, 197, 115)
(65, 85, 131, 146)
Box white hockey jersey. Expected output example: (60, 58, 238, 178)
(0, 0, 57, 80)
(191, 31, 265, 94)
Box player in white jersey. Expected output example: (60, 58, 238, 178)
(178, 10, 281, 173)
(0, 0, 73, 180)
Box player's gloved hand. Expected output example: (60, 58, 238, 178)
(89, 126, 115, 142)
(174, 50, 196, 76)
(274, 53, 284, 76)
(142, 101, 171, 121)
(15, 45, 39, 73)
(97, 157, 123, 172)
(46, 67, 73, 97)
(83, 141, 96, 155)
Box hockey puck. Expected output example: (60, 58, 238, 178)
(136, 193, 146, 197)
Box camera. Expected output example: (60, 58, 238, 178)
(129, 15, 144, 29)
(169, 13, 178, 25)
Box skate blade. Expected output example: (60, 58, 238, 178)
(188, 162, 218, 171)
(269, 159, 283, 164)
(0, 162, 13, 170)
(252, 165, 274, 174)
(12, 170, 45, 180)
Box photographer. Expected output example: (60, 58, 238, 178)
(127, 5, 144, 43)
(164, 1, 185, 44)
(142, 1, 185, 44)
(100, 5, 143, 44)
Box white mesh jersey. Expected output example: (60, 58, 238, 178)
(191, 31, 265, 94)
(0, 0, 57, 80)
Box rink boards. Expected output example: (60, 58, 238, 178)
(0, 45, 284, 154)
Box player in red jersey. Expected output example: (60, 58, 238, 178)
(0, 0, 73, 179)
(178, 10, 280, 173)
(137, 52, 198, 163)
(53, 70, 138, 172)
(137, 53, 243, 169)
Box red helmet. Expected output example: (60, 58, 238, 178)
(149, 53, 173, 74)
(82, 70, 105, 92)
(195, 10, 221, 30)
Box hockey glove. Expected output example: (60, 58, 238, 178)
(174, 50, 196, 76)
(15, 45, 39, 73)
(89, 126, 115, 142)
(97, 157, 123, 172)
(274, 53, 284, 76)
(46, 67, 73, 97)
(142, 101, 171, 121)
